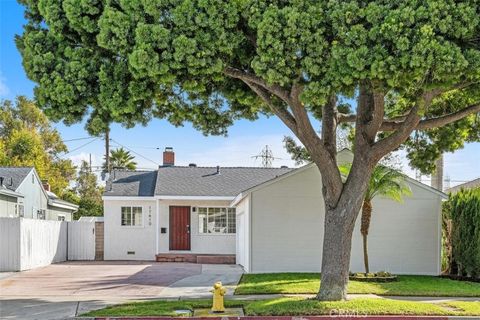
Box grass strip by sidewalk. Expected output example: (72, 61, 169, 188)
(82, 298, 480, 317)
(235, 273, 480, 297)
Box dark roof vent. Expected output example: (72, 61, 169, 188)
(189, 163, 197, 167)
(281, 165, 288, 169)
(216, 165, 220, 174)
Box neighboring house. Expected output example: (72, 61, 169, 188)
(0, 167, 78, 221)
(445, 178, 480, 194)
(103, 148, 446, 275)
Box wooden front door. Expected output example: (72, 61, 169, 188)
(169, 206, 191, 250)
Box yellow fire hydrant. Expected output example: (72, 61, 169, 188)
(210, 281, 226, 313)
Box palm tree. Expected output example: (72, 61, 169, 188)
(341, 164, 411, 273)
(104, 148, 137, 170)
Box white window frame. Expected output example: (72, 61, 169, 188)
(16, 203, 24, 217)
(36, 209, 46, 220)
(121, 206, 144, 227)
(197, 206, 236, 235)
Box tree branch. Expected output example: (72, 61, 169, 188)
(321, 96, 338, 157)
(289, 84, 343, 208)
(338, 81, 479, 128)
(224, 67, 291, 103)
(245, 82, 298, 135)
(381, 102, 480, 131)
(371, 89, 441, 161)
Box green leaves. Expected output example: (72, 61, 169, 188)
(16, 0, 480, 166)
(0, 97, 76, 196)
(447, 188, 480, 277)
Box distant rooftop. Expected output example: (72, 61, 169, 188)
(446, 178, 480, 194)
(0, 167, 33, 191)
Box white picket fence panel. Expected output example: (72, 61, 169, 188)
(68, 221, 95, 260)
(0, 217, 96, 271)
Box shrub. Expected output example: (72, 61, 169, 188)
(446, 188, 480, 277)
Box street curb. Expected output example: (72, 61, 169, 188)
(85, 316, 480, 320)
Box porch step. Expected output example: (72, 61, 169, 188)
(196, 255, 236, 264)
(156, 253, 235, 264)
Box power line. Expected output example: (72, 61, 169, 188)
(60, 138, 99, 157)
(117, 145, 161, 150)
(110, 138, 160, 166)
(63, 137, 97, 142)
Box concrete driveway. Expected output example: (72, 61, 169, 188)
(0, 261, 243, 320)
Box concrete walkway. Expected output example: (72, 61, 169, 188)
(160, 264, 243, 298)
(0, 262, 243, 320)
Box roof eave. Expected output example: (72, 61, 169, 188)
(48, 199, 79, 210)
(0, 189, 24, 198)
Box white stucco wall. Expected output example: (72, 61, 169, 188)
(157, 200, 236, 255)
(247, 165, 442, 275)
(236, 196, 250, 271)
(103, 199, 157, 260)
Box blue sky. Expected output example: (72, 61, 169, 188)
(1, 0, 478, 188)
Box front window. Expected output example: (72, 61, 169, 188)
(198, 207, 236, 234)
(37, 209, 46, 220)
(121, 206, 143, 226)
(15, 204, 24, 217)
(57, 215, 65, 221)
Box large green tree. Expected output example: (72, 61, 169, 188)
(17, 0, 480, 300)
(70, 160, 104, 220)
(0, 96, 75, 195)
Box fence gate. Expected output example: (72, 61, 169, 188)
(68, 221, 95, 260)
(95, 222, 104, 260)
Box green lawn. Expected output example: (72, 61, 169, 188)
(83, 298, 480, 317)
(235, 273, 480, 297)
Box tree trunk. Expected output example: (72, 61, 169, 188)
(361, 200, 372, 273)
(317, 200, 362, 301)
(363, 235, 369, 274)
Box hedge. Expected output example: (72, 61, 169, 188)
(446, 187, 480, 277)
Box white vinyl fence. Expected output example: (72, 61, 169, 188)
(68, 221, 95, 260)
(0, 217, 96, 271)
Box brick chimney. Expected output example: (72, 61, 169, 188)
(163, 147, 175, 166)
(42, 180, 51, 192)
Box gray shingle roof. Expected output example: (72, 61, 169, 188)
(155, 166, 293, 197)
(104, 170, 158, 196)
(0, 167, 33, 191)
(104, 166, 293, 197)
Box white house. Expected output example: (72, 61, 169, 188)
(0, 167, 78, 221)
(103, 148, 446, 274)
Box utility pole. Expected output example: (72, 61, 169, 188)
(252, 145, 280, 168)
(105, 128, 110, 174)
(431, 154, 444, 191)
(89, 153, 92, 173)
